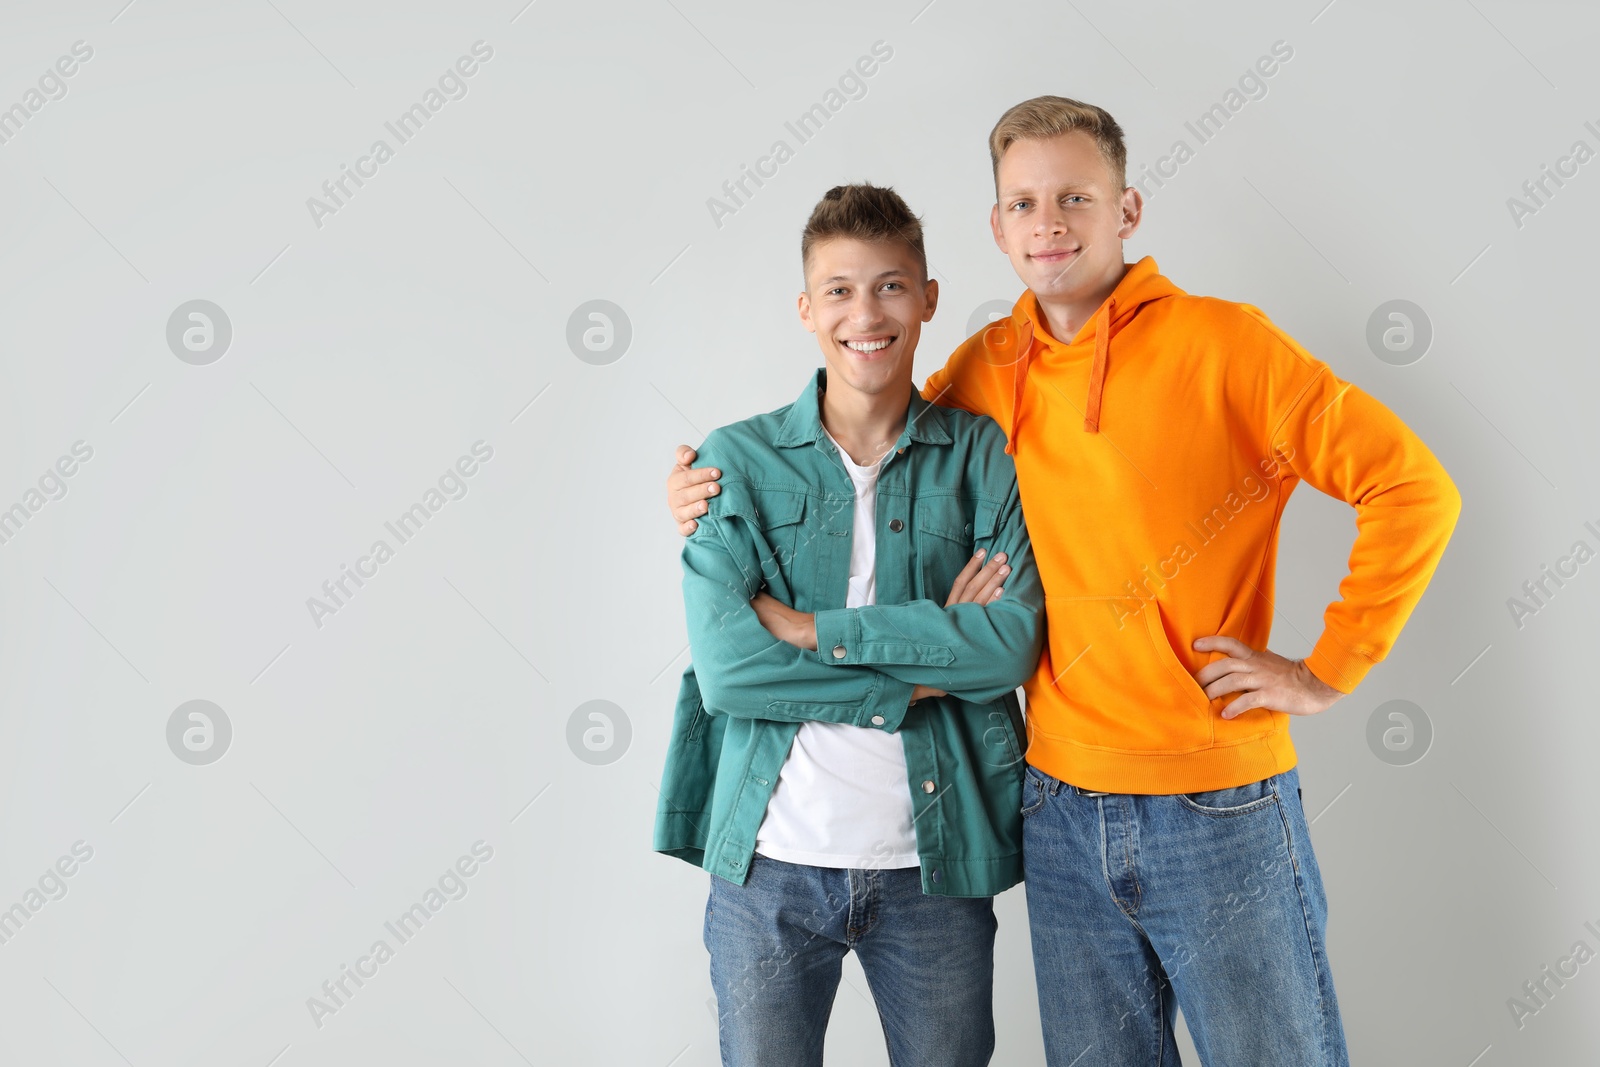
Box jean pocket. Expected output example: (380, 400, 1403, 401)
(1177, 778, 1279, 817)
(1020, 770, 1047, 818)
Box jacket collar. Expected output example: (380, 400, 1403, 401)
(773, 367, 954, 449)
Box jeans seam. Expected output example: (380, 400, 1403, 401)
(1096, 799, 1142, 921)
(1124, 798, 1143, 915)
(846, 868, 862, 947)
(1119, 911, 1169, 1057)
(1155, 956, 1171, 1067)
(1274, 792, 1336, 1066)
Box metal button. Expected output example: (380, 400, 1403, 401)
(870, 715, 885, 726)
(931, 868, 942, 883)
(832, 645, 847, 659)
(888, 518, 904, 533)
(922, 780, 936, 793)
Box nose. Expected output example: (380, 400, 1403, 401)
(849, 291, 884, 328)
(1033, 203, 1067, 238)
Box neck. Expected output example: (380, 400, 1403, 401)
(820, 375, 912, 467)
(1036, 260, 1132, 343)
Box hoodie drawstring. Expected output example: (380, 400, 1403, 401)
(1083, 298, 1113, 434)
(1000, 289, 1125, 451)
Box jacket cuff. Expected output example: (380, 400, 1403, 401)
(813, 608, 858, 666)
(813, 606, 956, 669)
(1304, 633, 1377, 695)
(859, 673, 916, 732)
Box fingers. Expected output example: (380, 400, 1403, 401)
(668, 466, 721, 500)
(676, 518, 699, 537)
(668, 464, 722, 523)
(1220, 692, 1265, 719)
(1193, 634, 1253, 658)
(966, 552, 1010, 604)
(674, 465, 722, 486)
(943, 549, 985, 606)
(1201, 671, 1258, 701)
(1193, 657, 1250, 687)
(946, 550, 1008, 606)
(674, 444, 699, 466)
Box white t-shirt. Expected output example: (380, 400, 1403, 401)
(753, 428, 919, 869)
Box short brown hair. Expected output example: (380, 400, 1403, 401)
(801, 183, 927, 282)
(988, 96, 1127, 194)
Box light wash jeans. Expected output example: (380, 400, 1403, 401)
(1022, 764, 1349, 1066)
(704, 853, 997, 1067)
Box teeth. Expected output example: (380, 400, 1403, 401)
(845, 339, 891, 352)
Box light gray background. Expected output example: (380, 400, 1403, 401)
(0, 0, 1594, 1064)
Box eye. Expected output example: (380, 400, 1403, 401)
(1010, 200, 1031, 211)
(827, 286, 848, 296)
(1065, 195, 1087, 204)
(881, 282, 903, 292)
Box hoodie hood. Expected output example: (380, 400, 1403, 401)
(995, 256, 1182, 453)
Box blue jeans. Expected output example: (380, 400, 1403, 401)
(1022, 765, 1349, 1066)
(704, 854, 997, 1067)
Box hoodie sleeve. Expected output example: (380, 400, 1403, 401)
(1259, 323, 1462, 693)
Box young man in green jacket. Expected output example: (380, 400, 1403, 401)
(654, 184, 1044, 1067)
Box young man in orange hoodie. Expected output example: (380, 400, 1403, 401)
(667, 97, 1460, 1065)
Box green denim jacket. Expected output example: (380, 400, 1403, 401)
(653, 368, 1045, 897)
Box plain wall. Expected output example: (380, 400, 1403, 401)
(0, 0, 1594, 1063)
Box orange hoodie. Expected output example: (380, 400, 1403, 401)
(922, 257, 1461, 793)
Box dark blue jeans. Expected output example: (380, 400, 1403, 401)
(1022, 765, 1349, 1065)
(704, 854, 997, 1067)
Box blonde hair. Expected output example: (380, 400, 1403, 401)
(988, 96, 1127, 194)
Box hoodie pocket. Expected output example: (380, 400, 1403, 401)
(1039, 595, 1215, 752)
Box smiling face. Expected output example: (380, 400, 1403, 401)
(990, 130, 1142, 326)
(798, 236, 938, 401)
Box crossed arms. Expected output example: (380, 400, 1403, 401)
(681, 469, 1044, 733)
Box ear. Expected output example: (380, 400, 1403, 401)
(990, 203, 1008, 253)
(1117, 185, 1144, 241)
(797, 290, 817, 334)
(921, 277, 939, 322)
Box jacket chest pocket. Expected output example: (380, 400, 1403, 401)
(913, 496, 999, 603)
(750, 489, 810, 601)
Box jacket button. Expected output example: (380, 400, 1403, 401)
(922, 780, 936, 793)
(931, 868, 942, 883)
(870, 715, 885, 726)
(832, 645, 847, 659)
(888, 518, 904, 532)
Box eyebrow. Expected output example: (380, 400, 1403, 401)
(819, 268, 912, 285)
(999, 182, 1101, 198)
